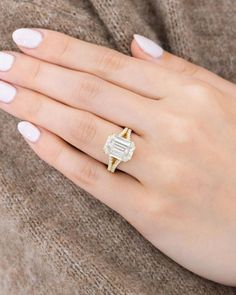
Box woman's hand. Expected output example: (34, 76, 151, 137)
(0, 29, 235, 286)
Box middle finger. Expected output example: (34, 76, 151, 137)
(0, 51, 151, 135)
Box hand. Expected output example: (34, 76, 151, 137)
(0, 29, 235, 286)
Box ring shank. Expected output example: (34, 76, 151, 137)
(108, 156, 121, 173)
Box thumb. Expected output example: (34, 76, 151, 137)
(131, 34, 235, 95)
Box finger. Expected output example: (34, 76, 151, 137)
(131, 34, 236, 96)
(0, 51, 152, 134)
(17, 121, 144, 218)
(0, 81, 144, 179)
(10, 28, 184, 99)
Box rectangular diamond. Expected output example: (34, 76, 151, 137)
(104, 134, 135, 162)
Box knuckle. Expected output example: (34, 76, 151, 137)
(188, 83, 212, 98)
(142, 164, 190, 228)
(30, 60, 42, 83)
(97, 49, 127, 75)
(159, 158, 186, 190)
(170, 116, 197, 144)
(70, 113, 97, 145)
(179, 61, 200, 77)
(144, 193, 177, 226)
(145, 196, 164, 220)
(76, 74, 102, 105)
(185, 82, 220, 108)
(25, 97, 43, 120)
(145, 158, 186, 201)
(164, 162, 186, 188)
(49, 143, 99, 187)
(56, 37, 72, 60)
(73, 159, 98, 186)
(50, 144, 65, 167)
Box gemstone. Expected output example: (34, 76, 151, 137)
(103, 134, 135, 162)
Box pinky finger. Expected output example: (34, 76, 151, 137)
(17, 121, 143, 218)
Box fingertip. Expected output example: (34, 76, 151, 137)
(133, 34, 164, 59)
(131, 38, 157, 63)
(17, 121, 41, 143)
(12, 28, 43, 49)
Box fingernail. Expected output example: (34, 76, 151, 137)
(17, 121, 41, 143)
(12, 28, 43, 49)
(0, 52, 15, 71)
(0, 81, 16, 103)
(133, 34, 163, 58)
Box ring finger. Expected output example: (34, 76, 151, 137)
(0, 81, 145, 179)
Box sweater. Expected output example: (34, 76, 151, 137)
(0, 0, 235, 294)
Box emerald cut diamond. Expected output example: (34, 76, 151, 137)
(103, 134, 135, 162)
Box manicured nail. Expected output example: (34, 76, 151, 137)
(17, 121, 41, 143)
(0, 52, 15, 71)
(133, 34, 163, 58)
(12, 28, 43, 49)
(0, 81, 16, 103)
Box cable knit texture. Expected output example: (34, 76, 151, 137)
(0, 0, 235, 294)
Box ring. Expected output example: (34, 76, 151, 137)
(103, 127, 136, 173)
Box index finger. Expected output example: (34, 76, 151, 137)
(12, 28, 182, 99)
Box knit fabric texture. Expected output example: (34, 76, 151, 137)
(0, 0, 235, 294)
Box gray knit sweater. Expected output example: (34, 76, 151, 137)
(0, 0, 235, 294)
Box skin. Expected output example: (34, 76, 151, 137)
(0, 29, 236, 286)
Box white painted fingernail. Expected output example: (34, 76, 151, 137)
(0, 52, 15, 71)
(133, 34, 163, 58)
(12, 28, 43, 49)
(17, 121, 41, 143)
(0, 81, 16, 103)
